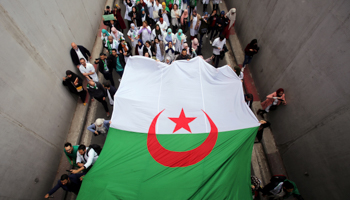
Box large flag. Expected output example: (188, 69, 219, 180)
(77, 57, 259, 200)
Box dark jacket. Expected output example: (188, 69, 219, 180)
(244, 43, 260, 57)
(70, 46, 91, 66)
(97, 58, 113, 75)
(208, 14, 218, 28)
(136, 11, 151, 27)
(118, 42, 133, 56)
(108, 85, 117, 100)
(62, 72, 84, 94)
(48, 173, 85, 195)
(176, 54, 191, 60)
(143, 46, 156, 56)
(87, 82, 107, 99)
(215, 15, 228, 31)
(109, 20, 122, 32)
(244, 94, 253, 109)
(107, 54, 126, 70)
(199, 18, 209, 34)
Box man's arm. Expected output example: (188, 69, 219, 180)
(45, 181, 61, 197)
(84, 148, 96, 169)
(87, 124, 97, 134)
(80, 46, 91, 58)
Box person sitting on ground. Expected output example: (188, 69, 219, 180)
(176, 49, 191, 61)
(44, 173, 85, 199)
(245, 93, 253, 109)
(212, 35, 226, 68)
(62, 70, 87, 105)
(87, 118, 111, 136)
(262, 175, 304, 200)
(86, 77, 110, 117)
(64, 142, 79, 168)
(71, 144, 99, 174)
(79, 58, 99, 82)
(256, 120, 271, 143)
(95, 53, 115, 86)
(257, 88, 287, 118)
(242, 39, 259, 70)
(70, 42, 91, 69)
(103, 82, 117, 106)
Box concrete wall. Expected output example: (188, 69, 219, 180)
(225, 0, 350, 199)
(0, 0, 105, 199)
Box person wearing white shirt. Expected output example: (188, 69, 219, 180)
(212, 35, 226, 68)
(145, 0, 154, 19)
(105, 36, 119, 55)
(157, 18, 168, 32)
(78, 58, 99, 82)
(127, 23, 139, 47)
(71, 145, 99, 174)
(124, 0, 134, 28)
(138, 21, 152, 44)
(153, 0, 162, 22)
(152, 24, 165, 41)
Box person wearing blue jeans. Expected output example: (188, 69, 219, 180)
(242, 39, 259, 70)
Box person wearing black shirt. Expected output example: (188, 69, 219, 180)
(70, 43, 91, 68)
(44, 173, 85, 199)
(86, 78, 110, 116)
(95, 53, 115, 86)
(242, 39, 260, 69)
(62, 70, 87, 105)
(175, 49, 191, 61)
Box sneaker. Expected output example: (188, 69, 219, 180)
(206, 34, 208, 38)
(241, 67, 244, 73)
(118, 78, 121, 82)
(209, 40, 212, 44)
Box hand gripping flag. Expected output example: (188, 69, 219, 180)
(77, 56, 260, 200)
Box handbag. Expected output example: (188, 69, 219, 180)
(153, 10, 159, 19)
(76, 86, 83, 92)
(201, 28, 208, 34)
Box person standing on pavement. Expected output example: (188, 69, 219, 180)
(180, 9, 189, 33)
(118, 38, 133, 63)
(152, 37, 165, 61)
(159, 2, 170, 27)
(135, 39, 144, 55)
(138, 21, 152, 44)
(208, 10, 218, 43)
(64, 142, 79, 168)
(124, 0, 134, 28)
(111, 27, 124, 43)
(212, 0, 220, 12)
(165, 41, 176, 61)
(244, 93, 253, 109)
(71, 144, 99, 174)
(95, 53, 115, 86)
(79, 58, 99, 82)
(87, 118, 111, 136)
(152, 24, 166, 41)
(103, 82, 117, 106)
(103, 6, 113, 29)
(202, 0, 209, 13)
(107, 49, 125, 81)
(189, 9, 201, 40)
(210, 11, 228, 44)
(242, 39, 260, 70)
(171, 4, 181, 33)
(44, 173, 85, 199)
(175, 29, 186, 53)
(257, 88, 287, 118)
(157, 17, 168, 33)
(127, 23, 139, 48)
(212, 35, 226, 68)
(222, 8, 236, 39)
(188, 0, 197, 16)
(164, 28, 176, 44)
(198, 12, 209, 55)
(113, 5, 127, 33)
(105, 35, 119, 55)
(86, 78, 110, 117)
(62, 70, 87, 105)
(70, 43, 91, 69)
(176, 49, 191, 61)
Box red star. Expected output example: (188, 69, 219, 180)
(168, 109, 196, 133)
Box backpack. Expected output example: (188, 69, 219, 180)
(87, 144, 102, 156)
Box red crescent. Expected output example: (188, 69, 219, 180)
(147, 109, 218, 167)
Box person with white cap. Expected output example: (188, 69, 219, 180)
(87, 118, 111, 136)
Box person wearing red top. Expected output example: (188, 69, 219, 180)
(242, 39, 260, 70)
(257, 88, 287, 118)
(112, 5, 126, 33)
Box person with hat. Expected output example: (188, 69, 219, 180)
(87, 118, 111, 136)
(62, 70, 87, 105)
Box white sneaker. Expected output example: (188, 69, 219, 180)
(206, 34, 208, 38)
(241, 67, 245, 72)
(209, 40, 212, 44)
(118, 78, 121, 82)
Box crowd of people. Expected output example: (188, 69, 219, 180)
(53, 1, 300, 199)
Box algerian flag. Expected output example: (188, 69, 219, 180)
(77, 57, 259, 200)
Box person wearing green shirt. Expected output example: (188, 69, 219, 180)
(64, 143, 79, 168)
